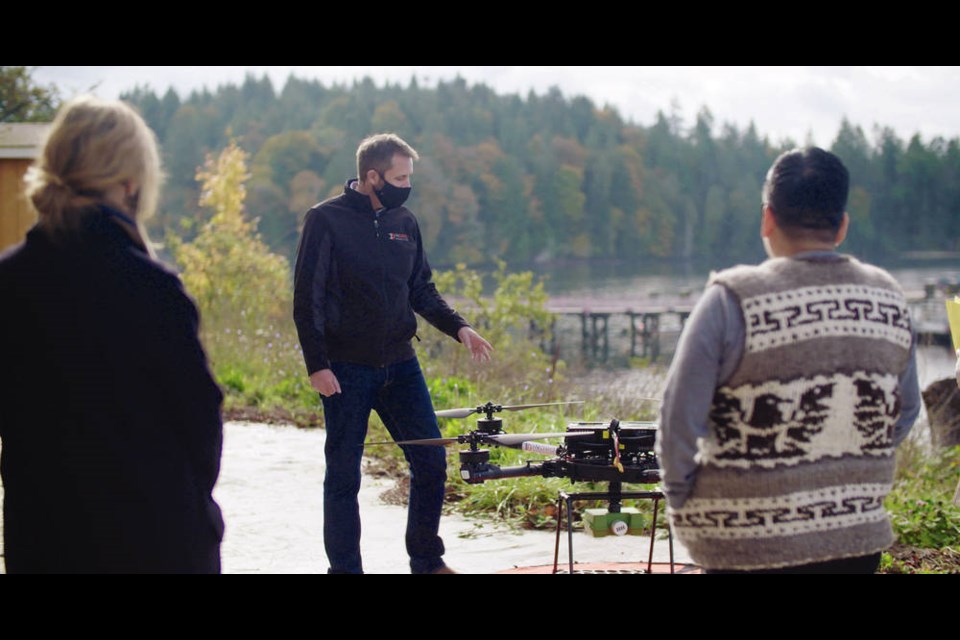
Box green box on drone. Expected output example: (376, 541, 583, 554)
(582, 507, 645, 537)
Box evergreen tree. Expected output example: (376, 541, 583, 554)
(115, 72, 960, 268)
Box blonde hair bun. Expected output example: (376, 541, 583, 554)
(23, 94, 163, 236)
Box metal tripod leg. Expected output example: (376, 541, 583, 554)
(552, 494, 562, 574)
(551, 489, 673, 574)
(551, 491, 576, 574)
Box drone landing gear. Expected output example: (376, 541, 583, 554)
(551, 486, 675, 575)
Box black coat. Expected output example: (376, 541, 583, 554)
(0, 208, 224, 573)
(293, 179, 468, 374)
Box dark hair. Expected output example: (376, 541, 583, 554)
(762, 147, 849, 234)
(356, 133, 419, 183)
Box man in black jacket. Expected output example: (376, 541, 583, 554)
(293, 133, 492, 574)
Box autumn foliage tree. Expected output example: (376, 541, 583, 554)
(0, 66, 59, 122)
(171, 139, 290, 327)
(168, 140, 308, 409)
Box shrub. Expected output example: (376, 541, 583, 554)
(167, 140, 310, 415)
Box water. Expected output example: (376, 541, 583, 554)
(539, 261, 959, 436)
(531, 259, 960, 298)
(537, 261, 955, 360)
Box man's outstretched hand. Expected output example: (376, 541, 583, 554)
(309, 329, 491, 395)
(458, 327, 494, 363)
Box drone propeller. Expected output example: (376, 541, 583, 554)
(365, 436, 460, 447)
(433, 407, 484, 419)
(435, 400, 584, 419)
(485, 431, 592, 448)
(365, 430, 592, 449)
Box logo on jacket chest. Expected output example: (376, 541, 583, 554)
(387, 232, 412, 242)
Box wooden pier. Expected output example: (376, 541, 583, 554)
(560, 307, 691, 363)
(538, 297, 695, 365)
(537, 291, 953, 365)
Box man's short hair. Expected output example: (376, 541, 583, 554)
(762, 147, 849, 238)
(356, 133, 419, 183)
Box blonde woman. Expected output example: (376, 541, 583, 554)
(0, 95, 224, 573)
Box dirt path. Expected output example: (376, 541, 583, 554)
(215, 421, 691, 574)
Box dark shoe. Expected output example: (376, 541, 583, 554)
(429, 565, 458, 574)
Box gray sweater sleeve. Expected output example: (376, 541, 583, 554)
(657, 284, 743, 509)
(894, 331, 920, 446)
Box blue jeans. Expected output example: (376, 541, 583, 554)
(320, 357, 447, 574)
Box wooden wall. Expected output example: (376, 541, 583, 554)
(0, 158, 36, 252)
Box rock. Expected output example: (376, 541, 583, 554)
(921, 377, 960, 449)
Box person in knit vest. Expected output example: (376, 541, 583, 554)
(657, 147, 920, 574)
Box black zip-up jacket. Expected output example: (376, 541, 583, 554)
(293, 179, 469, 374)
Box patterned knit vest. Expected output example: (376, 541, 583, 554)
(670, 254, 912, 570)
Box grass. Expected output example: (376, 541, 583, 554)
(880, 440, 960, 571)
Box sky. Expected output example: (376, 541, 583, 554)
(30, 66, 960, 148)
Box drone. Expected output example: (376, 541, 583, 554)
(366, 400, 661, 493)
(368, 401, 677, 573)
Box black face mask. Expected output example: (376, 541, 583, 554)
(375, 172, 411, 210)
